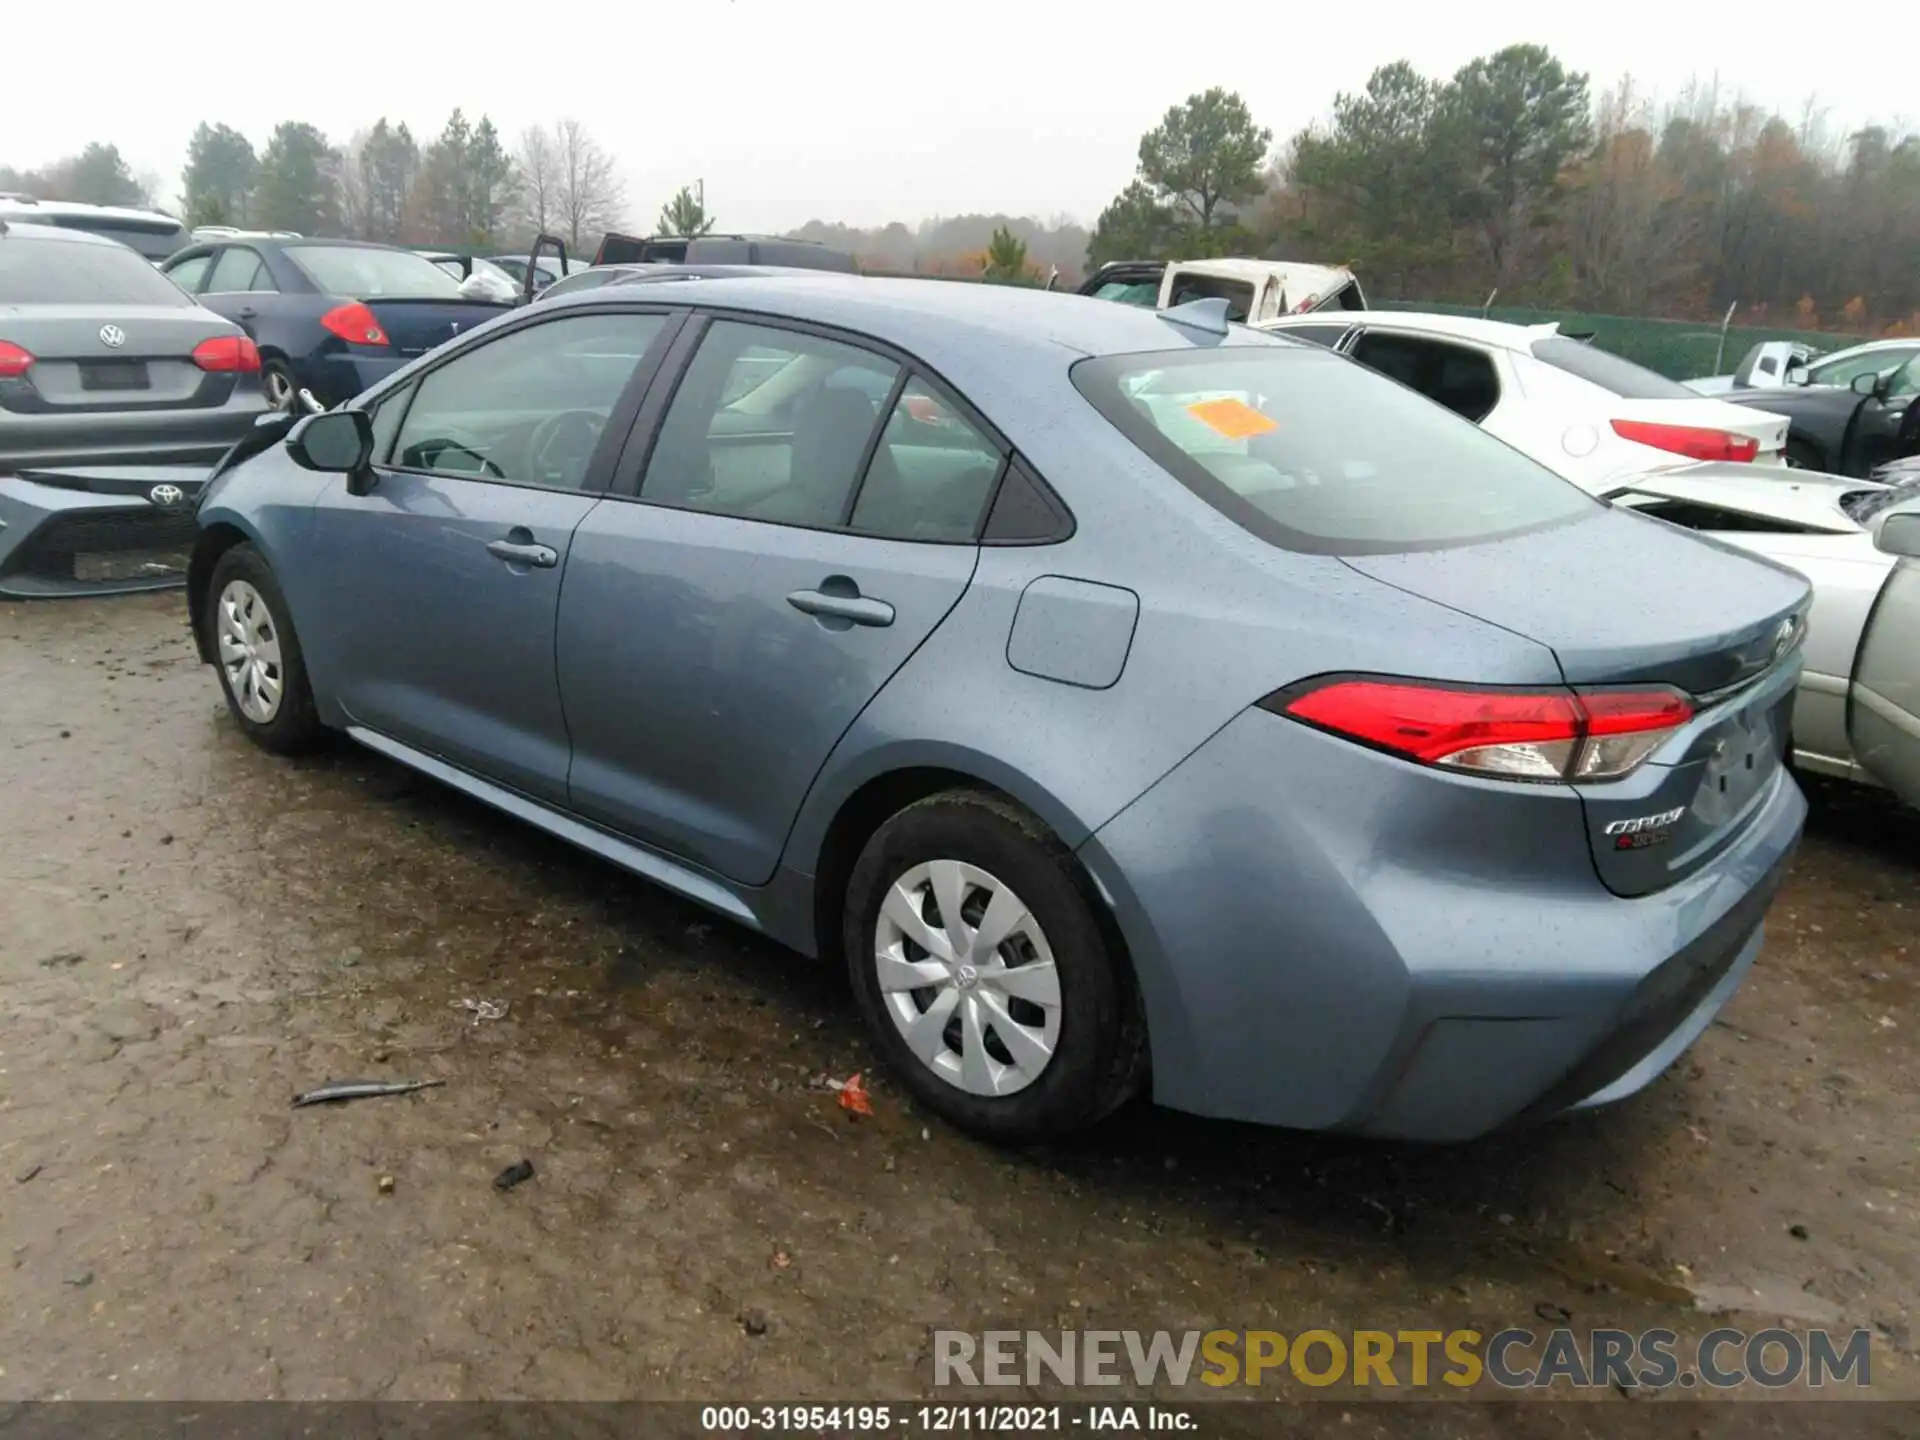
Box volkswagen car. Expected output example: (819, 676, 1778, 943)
(0, 219, 267, 596)
(185, 278, 1809, 1145)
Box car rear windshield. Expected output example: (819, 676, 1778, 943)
(285, 244, 466, 299)
(1529, 335, 1696, 399)
(0, 234, 195, 306)
(1071, 345, 1596, 554)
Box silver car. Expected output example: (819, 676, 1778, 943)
(0, 219, 268, 595)
(1609, 462, 1920, 805)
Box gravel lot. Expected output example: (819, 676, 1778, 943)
(1, 592, 1915, 1433)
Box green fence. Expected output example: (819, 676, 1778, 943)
(1374, 300, 1856, 381)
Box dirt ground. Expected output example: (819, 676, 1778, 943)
(1, 592, 1916, 1428)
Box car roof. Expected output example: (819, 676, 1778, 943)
(545, 273, 1285, 369)
(1260, 309, 1561, 351)
(0, 195, 182, 226)
(0, 219, 126, 248)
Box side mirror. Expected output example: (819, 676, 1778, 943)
(286, 409, 376, 494)
(1872, 507, 1920, 559)
(1852, 372, 1881, 397)
(1786, 366, 1810, 386)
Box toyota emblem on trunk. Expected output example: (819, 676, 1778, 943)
(148, 484, 185, 508)
(99, 325, 127, 349)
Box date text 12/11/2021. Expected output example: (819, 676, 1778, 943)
(700, 1405, 1199, 1433)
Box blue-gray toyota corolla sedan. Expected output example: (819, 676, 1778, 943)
(185, 276, 1810, 1145)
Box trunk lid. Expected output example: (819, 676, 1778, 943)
(1344, 506, 1810, 896)
(0, 304, 241, 412)
(357, 299, 509, 358)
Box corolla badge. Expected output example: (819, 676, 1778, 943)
(148, 484, 186, 508)
(98, 324, 126, 349)
(1604, 806, 1687, 851)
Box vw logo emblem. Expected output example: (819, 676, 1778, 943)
(99, 325, 127, 349)
(148, 483, 186, 508)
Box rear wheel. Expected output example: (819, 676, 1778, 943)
(206, 544, 325, 754)
(843, 791, 1146, 1144)
(261, 358, 298, 413)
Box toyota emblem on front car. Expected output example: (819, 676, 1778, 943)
(148, 484, 185, 508)
(99, 325, 127, 349)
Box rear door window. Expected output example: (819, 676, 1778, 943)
(640, 320, 900, 528)
(850, 377, 1006, 542)
(205, 247, 273, 294)
(1071, 345, 1594, 555)
(1348, 331, 1501, 423)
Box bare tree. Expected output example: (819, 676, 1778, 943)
(510, 124, 558, 245)
(551, 119, 626, 252)
(335, 128, 374, 240)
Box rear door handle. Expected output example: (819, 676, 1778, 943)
(486, 539, 558, 569)
(787, 587, 895, 627)
(237, 306, 257, 319)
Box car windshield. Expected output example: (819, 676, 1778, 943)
(1072, 345, 1596, 554)
(285, 245, 466, 299)
(0, 235, 196, 306)
(1529, 335, 1697, 399)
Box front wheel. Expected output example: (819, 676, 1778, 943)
(843, 791, 1146, 1144)
(205, 543, 326, 754)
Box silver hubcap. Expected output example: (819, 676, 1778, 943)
(874, 859, 1062, 1097)
(216, 580, 284, 724)
(264, 368, 293, 411)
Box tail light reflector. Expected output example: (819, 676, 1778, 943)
(191, 335, 261, 373)
(320, 302, 390, 347)
(0, 340, 34, 378)
(1611, 419, 1759, 463)
(1269, 678, 1694, 783)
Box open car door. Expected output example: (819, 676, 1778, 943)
(1851, 503, 1920, 806)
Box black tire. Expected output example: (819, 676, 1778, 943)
(204, 543, 326, 755)
(843, 790, 1147, 1145)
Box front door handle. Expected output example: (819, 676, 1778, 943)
(486, 538, 558, 569)
(787, 586, 895, 627)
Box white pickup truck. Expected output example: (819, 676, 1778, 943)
(1077, 257, 1366, 322)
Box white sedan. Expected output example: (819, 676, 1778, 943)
(1254, 311, 1790, 492)
(1605, 463, 1920, 805)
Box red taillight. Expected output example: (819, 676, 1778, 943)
(1273, 678, 1694, 783)
(191, 335, 261, 373)
(0, 339, 34, 379)
(1611, 419, 1760, 463)
(320, 302, 390, 347)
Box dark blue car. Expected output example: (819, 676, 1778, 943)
(159, 237, 511, 410)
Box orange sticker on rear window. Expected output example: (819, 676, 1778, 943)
(1186, 397, 1277, 439)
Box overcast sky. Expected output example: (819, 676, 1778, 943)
(13, 2, 1914, 232)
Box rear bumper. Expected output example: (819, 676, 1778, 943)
(1078, 707, 1806, 1141)
(0, 398, 263, 473)
(0, 471, 208, 597)
(291, 353, 409, 405)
